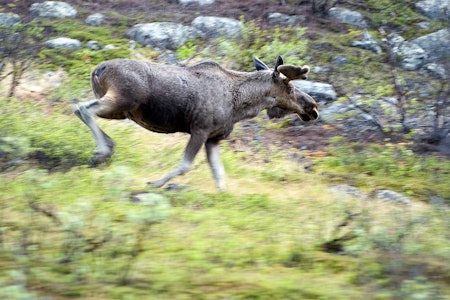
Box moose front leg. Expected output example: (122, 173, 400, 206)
(73, 100, 115, 164)
(205, 140, 225, 191)
(148, 131, 207, 188)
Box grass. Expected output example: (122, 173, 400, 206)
(1, 97, 449, 299)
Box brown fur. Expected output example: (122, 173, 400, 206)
(73, 56, 319, 190)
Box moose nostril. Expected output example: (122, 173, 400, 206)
(312, 109, 319, 119)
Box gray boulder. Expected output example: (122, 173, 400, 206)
(397, 42, 428, 71)
(437, 133, 450, 155)
(351, 30, 382, 54)
(415, 0, 450, 20)
(30, 1, 77, 19)
(0, 13, 20, 26)
(191, 16, 242, 39)
(328, 7, 368, 28)
(178, 0, 215, 5)
(126, 22, 199, 50)
(44, 37, 81, 49)
(386, 33, 427, 71)
(330, 184, 368, 200)
(87, 40, 101, 51)
(412, 29, 450, 62)
(419, 63, 448, 80)
(293, 80, 337, 103)
(85, 13, 105, 26)
(267, 12, 305, 26)
(319, 102, 354, 122)
(373, 190, 413, 205)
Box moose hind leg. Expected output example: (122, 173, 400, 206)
(205, 140, 225, 191)
(73, 100, 115, 164)
(148, 132, 207, 188)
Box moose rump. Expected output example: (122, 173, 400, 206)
(73, 56, 318, 191)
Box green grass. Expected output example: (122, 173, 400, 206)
(1, 97, 449, 299)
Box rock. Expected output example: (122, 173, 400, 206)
(85, 13, 105, 26)
(44, 37, 81, 49)
(191, 16, 242, 39)
(30, 1, 77, 19)
(157, 50, 180, 65)
(437, 133, 450, 155)
(415, 0, 450, 20)
(87, 40, 100, 50)
(386, 33, 427, 71)
(126, 22, 199, 50)
(373, 190, 413, 205)
(332, 55, 350, 66)
(328, 7, 368, 28)
(351, 30, 382, 54)
(292, 81, 337, 103)
(419, 63, 448, 80)
(386, 29, 450, 70)
(398, 42, 427, 70)
(178, 0, 215, 5)
(416, 21, 431, 29)
(330, 185, 368, 200)
(0, 13, 20, 26)
(103, 44, 118, 50)
(267, 12, 305, 26)
(319, 102, 354, 122)
(412, 29, 450, 62)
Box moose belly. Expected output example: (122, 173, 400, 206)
(126, 104, 190, 134)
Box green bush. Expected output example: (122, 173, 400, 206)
(204, 19, 309, 70)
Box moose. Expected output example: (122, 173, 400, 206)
(73, 56, 319, 190)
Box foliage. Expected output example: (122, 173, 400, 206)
(362, 0, 430, 38)
(0, 97, 449, 298)
(0, 98, 92, 168)
(203, 19, 309, 70)
(315, 137, 450, 202)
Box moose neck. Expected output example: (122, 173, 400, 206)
(231, 71, 276, 122)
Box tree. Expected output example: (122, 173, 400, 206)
(0, 21, 43, 97)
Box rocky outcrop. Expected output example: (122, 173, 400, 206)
(0, 13, 20, 26)
(192, 16, 242, 39)
(126, 22, 199, 50)
(411, 29, 450, 62)
(386, 33, 427, 71)
(328, 7, 368, 28)
(415, 0, 450, 20)
(385, 29, 450, 71)
(30, 1, 77, 19)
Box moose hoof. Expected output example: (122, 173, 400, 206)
(147, 180, 165, 188)
(90, 152, 112, 166)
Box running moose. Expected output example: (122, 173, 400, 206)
(73, 56, 319, 190)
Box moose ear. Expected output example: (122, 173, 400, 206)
(273, 55, 284, 78)
(253, 56, 270, 71)
(277, 65, 310, 81)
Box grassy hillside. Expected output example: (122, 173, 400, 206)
(0, 97, 449, 299)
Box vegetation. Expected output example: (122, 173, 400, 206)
(0, 0, 449, 299)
